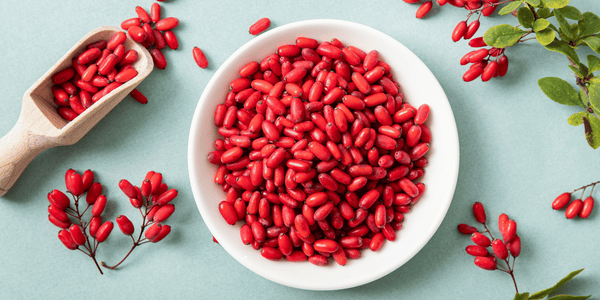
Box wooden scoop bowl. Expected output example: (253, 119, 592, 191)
(0, 26, 153, 197)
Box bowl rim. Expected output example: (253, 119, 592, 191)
(188, 18, 460, 290)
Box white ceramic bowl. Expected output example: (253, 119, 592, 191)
(189, 19, 459, 291)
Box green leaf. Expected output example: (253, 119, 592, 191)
(584, 113, 600, 149)
(538, 77, 580, 106)
(579, 12, 600, 37)
(537, 7, 552, 18)
(518, 7, 535, 28)
(589, 82, 600, 113)
(514, 292, 530, 300)
(529, 269, 586, 299)
(533, 19, 551, 32)
(588, 55, 600, 73)
(554, 10, 574, 38)
(499, 0, 523, 16)
(558, 6, 583, 20)
(539, 0, 569, 9)
(582, 36, 600, 55)
(524, 0, 540, 6)
(536, 28, 556, 45)
(579, 89, 589, 107)
(568, 111, 586, 126)
(548, 296, 591, 300)
(568, 65, 584, 78)
(544, 40, 581, 65)
(484, 24, 527, 48)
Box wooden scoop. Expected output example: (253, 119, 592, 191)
(0, 26, 154, 197)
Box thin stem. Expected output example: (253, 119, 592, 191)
(101, 243, 137, 270)
(572, 180, 600, 194)
(510, 271, 519, 293)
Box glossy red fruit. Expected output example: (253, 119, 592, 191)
(507, 235, 521, 257)
(219, 201, 237, 225)
(95, 221, 114, 243)
(469, 37, 487, 47)
(452, 21, 468, 42)
(464, 20, 480, 40)
(463, 66, 483, 82)
(81, 170, 94, 191)
(130, 89, 147, 104)
(472, 202, 486, 224)
(69, 225, 87, 246)
(415, 1, 433, 19)
(156, 17, 179, 31)
(580, 196, 594, 219)
(66, 172, 84, 196)
(152, 225, 171, 242)
(471, 232, 491, 247)
(150, 48, 167, 70)
(565, 199, 583, 219)
(474, 256, 496, 270)
(91, 195, 107, 217)
(491, 239, 508, 260)
(119, 179, 138, 199)
(552, 192, 571, 210)
(458, 223, 478, 234)
(154, 204, 175, 223)
(497, 55, 509, 77)
(88, 216, 101, 237)
(145, 223, 162, 241)
(48, 189, 70, 209)
(193, 47, 209, 69)
(502, 220, 517, 243)
(481, 61, 498, 82)
(249, 18, 271, 35)
(128, 26, 148, 43)
(116, 215, 135, 236)
(164, 31, 179, 50)
(58, 229, 78, 250)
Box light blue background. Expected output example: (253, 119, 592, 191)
(1, 1, 599, 299)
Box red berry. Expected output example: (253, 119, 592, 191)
(482, 3, 496, 17)
(89, 216, 101, 238)
(491, 239, 508, 260)
(502, 220, 517, 243)
(458, 223, 478, 234)
(156, 17, 179, 31)
(474, 256, 496, 270)
(481, 61, 498, 82)
(145, 223, 162, 241)
(415, 1, 433, 19)
(66, 172, 84, 196)
(565, 199, 583, 219)
(69, 225, 87, 246)
(471, 232, 491, 247)
(58, 229, 78, 250)
(116, 215, 135, 236)
(86, 182, 102, 205)
(466, 245, 488, 256)
(552, 192, 572, 210)
(152, 225, 171, 243)
(95, 221, 114, 243)
(452, 21, 468, 42)
(81, 170, 94, 192)
(193, 47, 209, 69)
(580, 196, 594, 219)
(472, 202, 486, 224)
(469, 37, 487, 47)
(498, 213, 509, 234)
(156, 189, 178, 205)
(497, 55, 509, 77)
(437, 0, 448, 5)
(49, 214, 70, 229)
(154, 204, 175, 223)
(463, 66, 483, 82)
(464, 20, 480, 40)
(48, 189, 70, 210)
(249, 18, 271, 35)
(118, 179, 138, 199)
(507, 235, 521, 258)
(91, 195, 107, 217)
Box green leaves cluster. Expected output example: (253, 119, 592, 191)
(484, 0, 600, 148)
(513, 269, 590, 300)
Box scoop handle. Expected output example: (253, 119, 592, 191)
(0, 121, 52, 197)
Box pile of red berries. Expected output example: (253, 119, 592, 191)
(120, 3, 179, 70)
(208, 36, 431, 266)
(50, 32, 144, 121)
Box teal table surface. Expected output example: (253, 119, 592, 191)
(1, 1, 599, 299)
